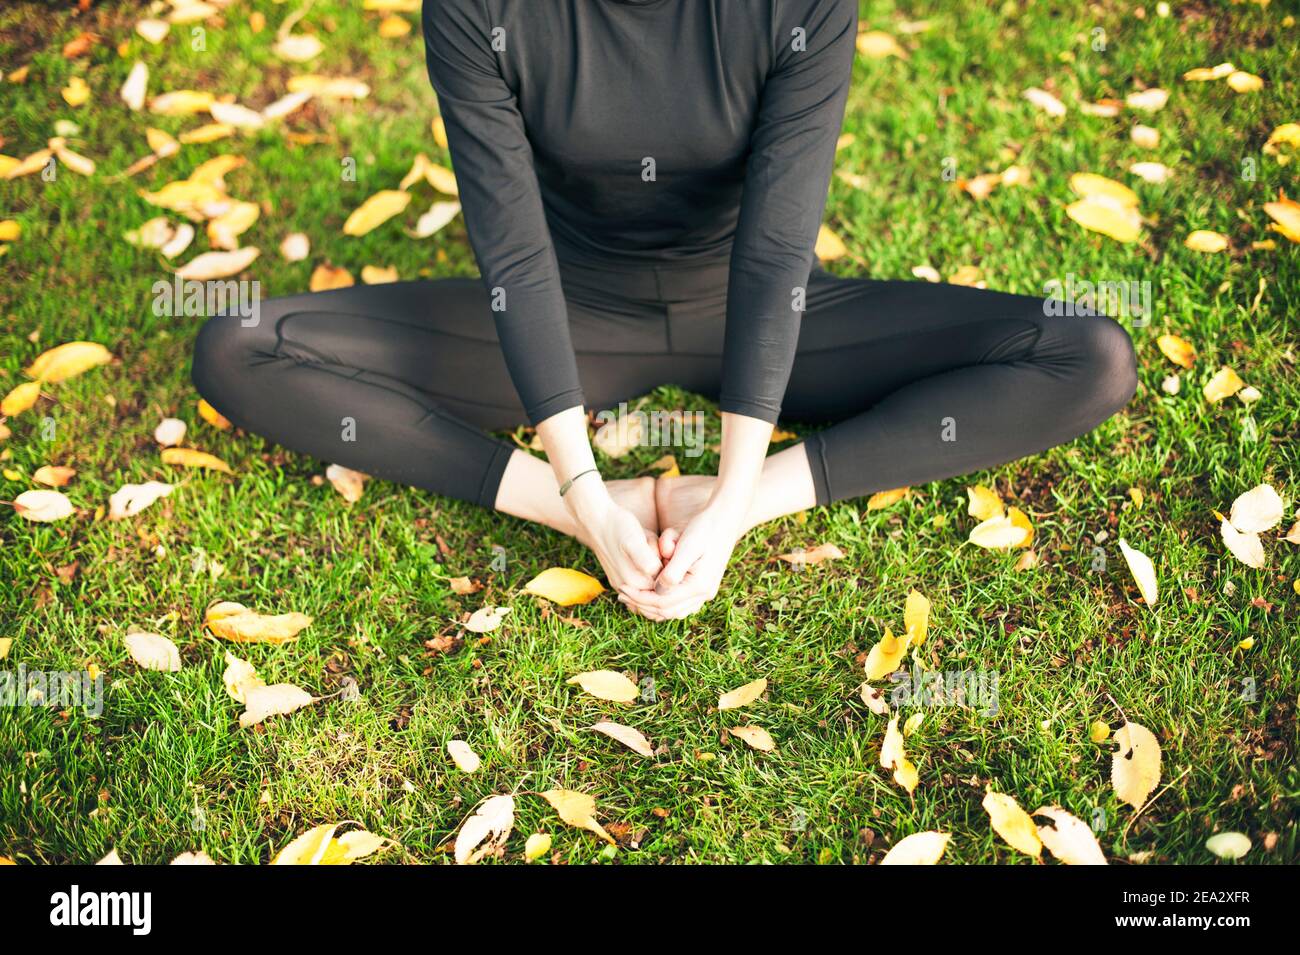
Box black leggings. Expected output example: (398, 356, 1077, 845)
(191, 259, 1137, 509)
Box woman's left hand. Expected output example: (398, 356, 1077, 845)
(620, 500, 747, 621)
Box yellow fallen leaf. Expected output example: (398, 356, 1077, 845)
(1118, 538, 1158, 607)
(859, 682, 889, 715)
(776, 542, 845, 565)
(180, 122, 235, 144)
(464, 605, 510, 633)
(2, 380, 42, 416)
(272, 824, 385, 864)
(62, 75, 90, 107)
(1023, 87, 1066, 117)
(33, 465, 75, 487)
(161, 447, 232, 474)
(1202, 366, 1245, 402)
(205, 601, 311, 644)
(524, 567, 604, 606)
(124, 631, 181, 672)
(983, 791, 1042, 857)
(947, 265, 985, 287)
(222, 651, 264, 703)
(3, 149, 53, 181)
(880, 716, 917, 793)
(361, 264, 399, 284)
(903, 589, 930, 646)
(856, 30, 907, 59)
(25, 341, 113, 383)
(866, 487, 908, 511)
(966, 484, 1004, 521)
(1089, 720, 1111, 743)
(1185, 230, 1229, 253)
(274, 33, 324, 63)
(1263, 123, 1300, 161)
(1263, 194, 1300, 243)
(969, 512, 1031, 549)
(1205, 832, 1251, 860)
(815, 223, 848, 261)
(325, 463, 367, 503)
(175, 247, 260, 281)
(1183, 62, 1235, 81)
(0, 220, 19, 241)
(287, 75, 371, 99)
(1125, 88, 1169, 112)
(1034, 806, 1107, 865)
(1220, 518, 1265, 568)
(1226, 71, 1263, 93)
(197, 398, 231, 430)
(447, 739, 481, 772)
(880, 831, 950, 865)
(206, 201, 260, 250)
(590, 720, 653, 757)
(718, 677, 767, 711)
(13, 489, 75, 522)
(1066, 194, 1142, 243)
(1112, 721, 1162, 810)
(1006, 506, 1034, 549)
(567, 670, 638, 703)
(454, 794, 514, 865)
(1129, 161, 1173, 183)
(524, 832, 551, 861)
(150, 90, 215, 115)
(423, 161, 458, 195)
(410, 200, 461, 238)
(1156, 333, 1195, 368)
(729, 725, 776, 752)
(399, 153, 438, 190)
(310, 264, 355, 291)
(1131, 124, 1159, 149)
(108, 481, 174, 520)
(239, 682, 315, 727)
(1070, 173, 1140, 207)
(136, 18, 171, 44)
(540, 789, 614, 843)
(431, 115, 448, 149)
(0, 639, 11, 661)
(343, 190, 412, 237)
(1227, 483, 1283, 534)
(864, 627, 909, 681)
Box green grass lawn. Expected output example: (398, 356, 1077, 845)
(1, 0, 1296, 865)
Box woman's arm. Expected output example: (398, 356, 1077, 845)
(718, 0, 857, 423)
(424, 2, 662, 596)
(422, 0, 582, 424)
(536, 408, 663, 599)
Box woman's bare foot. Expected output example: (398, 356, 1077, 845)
(607, 477, 659, 537)
(653, 445, 821, 559)
(653, 475, 718, 559)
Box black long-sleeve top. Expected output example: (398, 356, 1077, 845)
(422, 0, 856, 424)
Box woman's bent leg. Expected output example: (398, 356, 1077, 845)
(786, 275, 1138, 505)
(191, 279, 520, 507)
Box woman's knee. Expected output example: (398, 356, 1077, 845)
(191, 302, 280, 416)
(1070, 315, 1138, 418)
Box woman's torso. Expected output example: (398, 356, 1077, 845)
(479, 0, 779, 265)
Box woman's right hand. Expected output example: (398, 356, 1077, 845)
(535, 405, 662, 606)
(564, 480, 664, 601)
